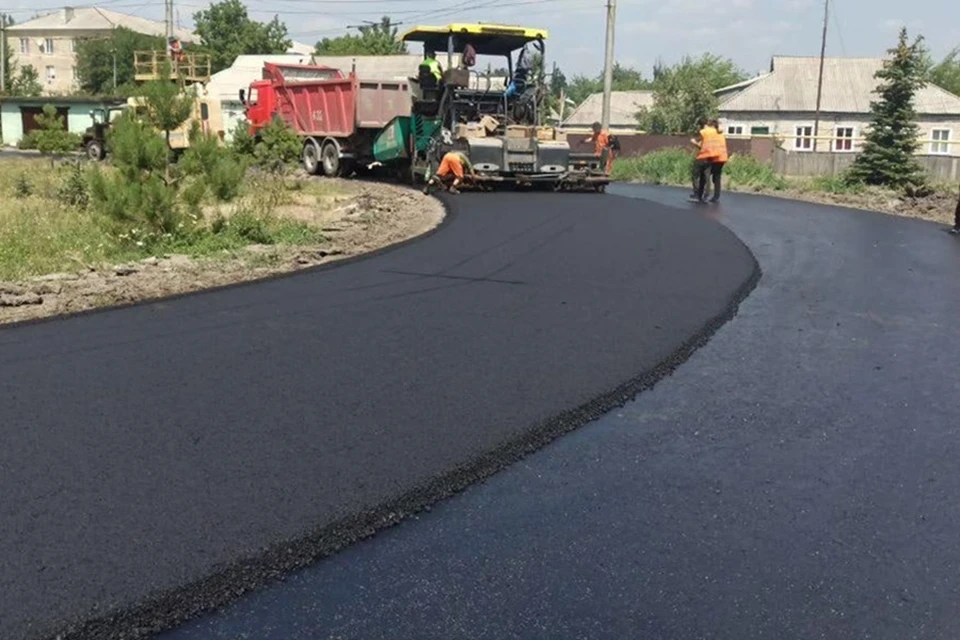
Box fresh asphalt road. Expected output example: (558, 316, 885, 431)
(162, 185, 960, 640)
(0, 191, 756, 640)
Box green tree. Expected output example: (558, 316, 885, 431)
(31, 104, 82, 158)
(138, 76, 195, 152)
(847, 28, 928, 191)
(564, 63, 653, 106)
(637, 54, 746, 134)
(75, 27, 164, 95)
(193, 0, 291, 73)
(314, 17, 406, 55)
(928, 47, 960, 96)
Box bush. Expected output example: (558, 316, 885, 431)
(56, 161, 90, 208)
(230, 119, 257, 156)
(14, 173, 32, 199)
(248, 118, 302, 172)
(180, 129, 248, 202)
(88, 113, 187, 244)
(611, 147, 789, 191)
(32, 105, 82, 156)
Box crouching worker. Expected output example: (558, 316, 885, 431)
(424, 150, 475, 195)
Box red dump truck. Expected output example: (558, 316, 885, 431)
(240, 62, 412, 176)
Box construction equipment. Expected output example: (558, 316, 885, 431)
(240, 62, 411, 177)
(373, 23, 610, 191)
(79, 104, 128, 160)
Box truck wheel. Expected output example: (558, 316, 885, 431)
(321, 141, 341, 177)
(302, 140, 322, 175)
(86, 139, 105, 161)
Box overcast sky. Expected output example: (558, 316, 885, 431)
(4, 0, 958, 77)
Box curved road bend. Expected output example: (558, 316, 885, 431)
(163, 185, 960, 640)
(0, 192, 756, 640)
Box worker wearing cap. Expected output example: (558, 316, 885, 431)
(420, 49, 443, 84)
(690, 120, 723, 203)
(584, 121, 614, 174)
(424, 150, 474, 195)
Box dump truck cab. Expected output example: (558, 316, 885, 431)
(389, 22, 608, 190)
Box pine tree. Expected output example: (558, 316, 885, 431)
(847, 28, 928, 192)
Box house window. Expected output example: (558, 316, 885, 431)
(45, 65, 56, 83)
(931, 129, 951, 155)
(71, 66, 78, 80)
(71, 38, 78, 53)
(750, 126, 770, 136)
(19, 38, 29, 54)
(43, 38, 55, 54)
(834, 127, 855, 152)
(794, 125, 813, 150)
(726, 125, 744, 136)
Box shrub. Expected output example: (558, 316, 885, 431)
(611, 147, 789, 191)
(32, 105, 82, 156)
(251, 118, 302, 172)
(14, 173, 33, 199)
(230, 119, 257, 156)
(56, 161, 91, 208)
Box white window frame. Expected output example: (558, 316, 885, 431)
(725, 124, 745, 136)
(71, 66, 78, 80)
(19, 38, 29, 54)
(71, 38, 77, 53)
(833, 126, 855, 152)
(930, 129, 951, 155)
(44, 38, 55, 55)
(45, 65, 56, 83)
(794, 125, 814, 151)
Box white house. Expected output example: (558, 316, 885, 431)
(717, 56, 960, 156)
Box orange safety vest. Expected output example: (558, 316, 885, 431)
(713, 131, 729, 163)
(697, 127, 724, 160)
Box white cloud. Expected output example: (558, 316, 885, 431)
(624, 21, 663, 34)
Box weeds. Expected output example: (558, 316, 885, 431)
(612, 147, 789, 191)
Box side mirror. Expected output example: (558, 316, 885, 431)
(238, 88, 246, 104)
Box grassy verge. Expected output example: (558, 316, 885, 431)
(610, 147, 958, 224)
(0, 159, 333, 282)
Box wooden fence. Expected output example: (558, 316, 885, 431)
(773, 148, 960, 182)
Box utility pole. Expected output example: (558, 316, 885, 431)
(1, 13, 7, 94)
(812, 0, 829, 152)
(600, 0, 616, 130)
(165, 0, 174, 40)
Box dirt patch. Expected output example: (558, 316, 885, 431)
(0, 179, 443, 326)
(731, 184, 959, 226)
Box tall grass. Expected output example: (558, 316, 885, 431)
(0, 159, 335, 282)
(611, 147, 790, 191)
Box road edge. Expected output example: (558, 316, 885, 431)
(0, 188, 451, 332)
(40, 202, 763, 640)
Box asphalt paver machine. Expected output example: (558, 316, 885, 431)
(373, 23, 610, 191)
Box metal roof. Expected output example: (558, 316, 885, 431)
(7, 7, 194, 42)
(718, 56, 960, 115)
(401, 23, 547, 56)
(562, 90, 654, 127)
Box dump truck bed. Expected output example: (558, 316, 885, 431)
(274, 76, 411, 138)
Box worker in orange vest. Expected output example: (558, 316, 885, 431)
(584, 121, 615, 174)
(424, 150, 475, 195)
(706, 118, 729, 203)
(689, 120, 724, 203)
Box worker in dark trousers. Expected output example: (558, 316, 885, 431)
(689, 121, 722, 203)
(706, 118, 728, 203)
(949, 185, 960, 235)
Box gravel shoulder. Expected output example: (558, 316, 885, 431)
(0, 179, 443, 325)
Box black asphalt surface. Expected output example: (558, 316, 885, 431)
(161, 185, 960, 640)
(0, 191, 756, 640)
